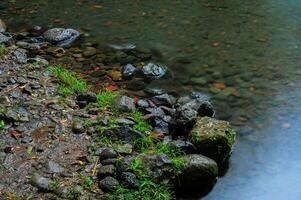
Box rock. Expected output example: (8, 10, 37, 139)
(30, 173, 50, 191)
(0, 19, 6, 32)
(188, 117, 236, 168)
(145, 107, 165, 118)
(97, 164, 116, 179)
(178, 154, 218, 194)
(190, 92, 210, 102)
(122, 64, 136, 80)
(119, 172, 139, 189)
(101, 158, 117, 165)
(169, 139, 196, 154)
(144, 87, 165, 96)
(16, 41, 41, 50)
(153, 117, 169, 134)
(5, 107, 30, 122)
(151, 93, 175, 106)
(0, 33, 12, 43)
(76, 92, 97, 104)
(12, 48, 27, 64)
(117, 154, 176, 184)
(27, 57, 49, 66)
(116, 118, 136, 126)
(83, 47, 97, 57)
(169, 105, 198, 136)
(141, 63, 167, 80)
(126, 80, 146, 91)
(102, 126, 144, 144)
(95, 148, 117, 160)
(115, 143, 133, 155)
(190, 77, 208, 85)
(137, 99, 149, 109)
(46, 160, 65, 174)
(99, 176, 119, 192)
(43, 28, 80, 46)
(114, 95, 135, 112)
(108, 43, 136, 50)
(72, 122, 85, 134)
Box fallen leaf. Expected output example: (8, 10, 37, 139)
(213, 82, 226, 89)
(105, 85, 117, 91)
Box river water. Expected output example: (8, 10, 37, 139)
(1, 0, 301, 199)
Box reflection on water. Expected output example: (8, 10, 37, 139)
(2, 0, 301, 199)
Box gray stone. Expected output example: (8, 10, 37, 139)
(43, 28, 80, 46)
(30, 173, 50, 191)
(122, 64, 136, 80)
(102, 126, 144, 144)
(114, 95, 135, 112)
(120, 172, 139, 189)
(95, 148, 117, 160)
(178, 154, 218, 193)
(99, 176, 119, 192)
(141, 63, 167, 80)
(98, 164, 116, 179)
(72, 122, 85, 134)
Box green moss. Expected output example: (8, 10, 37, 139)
(47, 65, 88, 96)
(0, 44, 8, 56)
(130, 111, 152, 133)
(0, 120, 4, 129)
(171, 158, 185, 176)
(96, 91, 118, 109)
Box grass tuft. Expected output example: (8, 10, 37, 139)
(47, 65, 87, 95)
(96, 91, 118, 109)
(0, 44, 8, 56)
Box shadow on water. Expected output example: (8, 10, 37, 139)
(2, 0, 301, 199)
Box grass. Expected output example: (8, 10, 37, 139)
(0, 44, 8, 56)
(172, 158, 185, 176)
(79, 173, 94, 190)
(47, 65, 88, 96)
(96, 91, 118, 109)
(130, 111, 152, 133)
(0, 120, 4, 129)
(49, 179, 60, 191)
(107, 158, 173, 200)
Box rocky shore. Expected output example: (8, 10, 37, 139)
(0, 22, 235, 199)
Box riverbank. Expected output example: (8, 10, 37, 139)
(0, 24, 235, 199)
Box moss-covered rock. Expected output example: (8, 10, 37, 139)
(178, 154, 218, 197)
(188, 117, 236, 171)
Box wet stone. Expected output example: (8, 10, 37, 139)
(97, 164, 116, 179)
(153, 117, 169, 134)
(120, 172, 139, 189)
(114, 95, 135, 112)
(101, 158, 117, 165)
(76, 92, 97, 104)
(12, 48, 27, 64)
(0, 33, 12, 43)
(144, 87, 165, 96)
(43, 28, 80, 46)
(137, 99, 149, 109)
(99, 176, 119, 192)
(83, 47, 97, 57)
(96, 148, 117, 160)
(102, 126, 144, 144)
(151, 93, 175, 106)
(122, 63, 136, 80)
(72, 122, 85, 134)
(142, 63, 167, 80)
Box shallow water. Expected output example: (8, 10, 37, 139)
(1, 0, 301, 199)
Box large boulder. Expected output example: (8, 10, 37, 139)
(178, 154, 218, 196)
(188, 117, 235, 170)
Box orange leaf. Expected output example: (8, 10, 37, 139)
(133, 96, 139, 104)
(213, 82, 226, 89)
(105, 85, 117, 91)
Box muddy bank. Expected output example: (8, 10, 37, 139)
(0, 23, 235, 199)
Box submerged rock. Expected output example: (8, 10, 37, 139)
(188, 117, 236, 169)
(178, 154, 218, 195)
(141, 63, 167, 80)
(43, 28, 80, 46)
